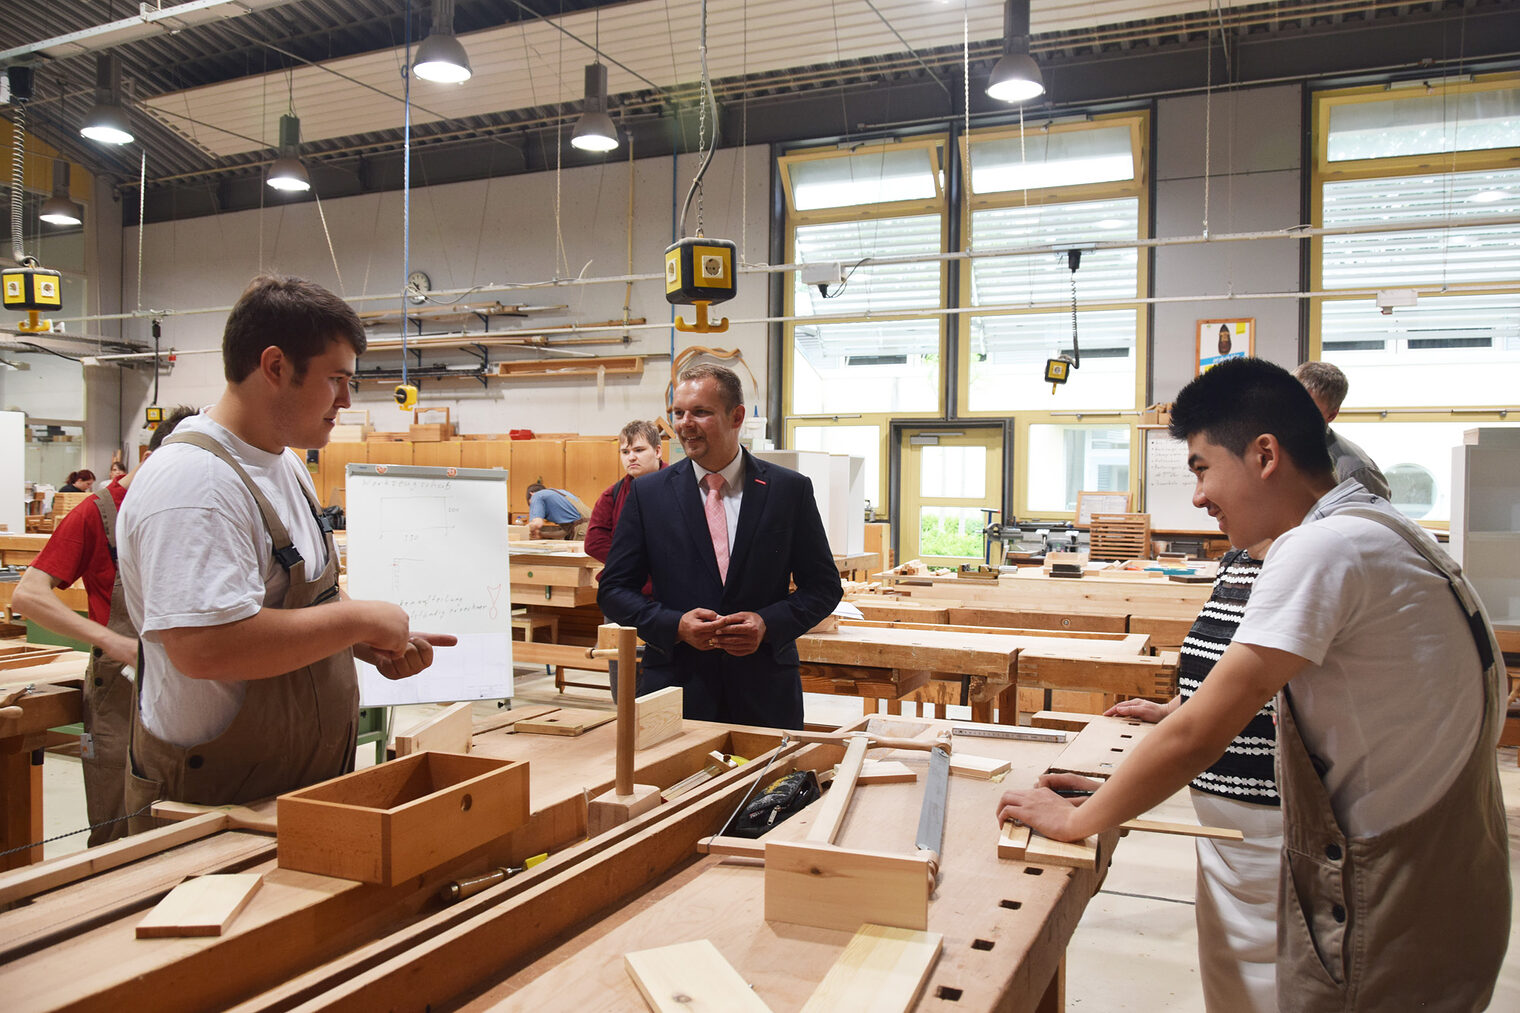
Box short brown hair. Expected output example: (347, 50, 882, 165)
(148, 405, 199, 452)
(675, 362, 744, 412)
(1291, 361, 1349, 415)
(222, 274, 366, 383)
(619, 419, 661, 448)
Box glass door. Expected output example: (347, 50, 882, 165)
(899, 427, 1004, 567)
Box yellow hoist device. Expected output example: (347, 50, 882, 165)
(2, 261, 63, 334)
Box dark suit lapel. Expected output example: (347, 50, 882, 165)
(672, 458, 724, 586)
(725, 450, 770, 586)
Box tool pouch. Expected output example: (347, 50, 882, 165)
(724, 770, 821, 839)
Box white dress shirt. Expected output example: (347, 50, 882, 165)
(692, 450, 745, 549)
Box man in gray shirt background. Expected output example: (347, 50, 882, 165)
(1292, 361, 1392, 500)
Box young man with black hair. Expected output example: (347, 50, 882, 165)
(998, 357, 1508, 1011)
(118, 275, 455, 826)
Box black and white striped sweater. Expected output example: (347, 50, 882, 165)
(1177, 548, 1280, 806)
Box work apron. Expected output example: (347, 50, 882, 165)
(124, 433, 358, 834)
(80, 487, 134, 846)
(1275, 507, 1510, 1012)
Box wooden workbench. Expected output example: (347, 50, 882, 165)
(797, 619, 1165, 725)
(0, 710, 1156, 1012)
(0, 652, 89, 870)
(0, 533, 51, 567)
(873, 568, 1212, 621)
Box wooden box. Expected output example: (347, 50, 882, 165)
(409, 423, 455, 442)
(276, 751, 529, 885)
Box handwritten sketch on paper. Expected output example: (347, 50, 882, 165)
(345, 465, 513, 706)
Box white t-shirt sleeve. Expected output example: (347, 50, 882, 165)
(1232, 523, 1368, 666)
(133, 490, 269, 637)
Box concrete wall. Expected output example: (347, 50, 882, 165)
(1151, 84, 1305, 402)
(118, 146, 771, 440)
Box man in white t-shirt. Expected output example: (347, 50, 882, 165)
(998, 357, 1508, 1010)
(118, 274, 456, 818)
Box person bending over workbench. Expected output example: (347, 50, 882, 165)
(598, 363, 841, 729)
(526, 481, 591, 540)
(998, 357, 1508, 1012)
(118, 275, 455, 829)
(16, 406, 197, 845)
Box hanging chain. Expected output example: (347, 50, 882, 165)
(695, 0, 709, 237)
(1070, 260, 1079, 355)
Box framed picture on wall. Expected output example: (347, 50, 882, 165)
(1196, 318, 1254, 374)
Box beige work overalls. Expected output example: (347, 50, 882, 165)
(80, 487, 135, 845)
(541, 490, 592, 540)
(1275, 507, 1510, 1012)
(124, 433, 358, 834)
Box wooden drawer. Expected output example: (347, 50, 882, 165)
(277, 752, 529, 885)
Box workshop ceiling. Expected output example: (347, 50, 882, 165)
(3, 0, 1519, 224)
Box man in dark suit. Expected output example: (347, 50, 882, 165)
(598, 363, 842, 729)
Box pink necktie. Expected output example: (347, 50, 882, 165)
(703, 472, 729, 583)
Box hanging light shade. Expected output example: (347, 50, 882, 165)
(986, 0, 1045, 104)
(266, 114, 311, 193)
(39, 160, 83, 226)
(571, 63, 619, 152)
(413, 0, 472, 83)
(80, 53, 134, 145)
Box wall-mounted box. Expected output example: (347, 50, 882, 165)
(277, 751, 529, 885)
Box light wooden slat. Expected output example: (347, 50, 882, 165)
(800, 923, 943, 1013)
(624, 939, 774, 1013)
(135, 873, 264, 938)
(395, 702, 473, 756)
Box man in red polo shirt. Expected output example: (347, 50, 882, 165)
(15, 406, 197, 845)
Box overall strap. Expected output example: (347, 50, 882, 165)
(1337, 507, 1496, 672)
(93, 487, 120, 562)
(164, 432, 308, 572)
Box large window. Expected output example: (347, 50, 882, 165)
(1312, 77, 1520, 522)
(781, 138, 948, 508)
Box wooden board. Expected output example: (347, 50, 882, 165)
(635, 687, 683, 751)
(410, 440, 463, 468)
(948, 754, 1011, 780)
(1024, 834, 1099, 870)
(509, 440, 565, 516)
(997, 822, 1031, 860)
(515, 707, 616, 737)
(1046, 714, 1150, 779)
(800, 923, 943, 1013)
(394, 702, 473, 756)
(1017, 651, 1177, 699)
(135, 873, 263, 938)
(763, 840, 931, 933)
(858, 760, 917, 785)
(564, 439, 621, 516)
(624, 939, 773, 1013)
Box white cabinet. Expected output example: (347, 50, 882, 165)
(755, 450, 864, 557)
(1450, 427, 1520, 630)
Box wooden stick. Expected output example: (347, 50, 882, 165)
(0, 812, 228, 908)
(788, 730, 948, 753)
(1120, 818, 1243, 841)
(806, 734, 869, 844)
(613, 624, 638, 797)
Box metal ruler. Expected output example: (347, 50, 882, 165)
(951, 724, 1068, 744)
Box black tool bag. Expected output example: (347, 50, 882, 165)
(723, 770, 821, 839)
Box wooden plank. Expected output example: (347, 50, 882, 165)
(800, 923, 943, 1013)
(1047, 714, 1151, 779)
(624, 939, 774, 1013)
(946, 607, 1129, 634)
(564, 439, 621, 516)
(1121, 818, 1243, 842)
(948, 753, 1011, 780)
(135, 873, 264, 938)
(1017, 651, 1177, 699)
(805, 734, 869, 844)
(858, 760, 917, 785)
(764, 840, 931, 932)
(0, 812, 228, 908)
(635, 687, 683, 751)
(1128, 615, 1194, 653)
(515, 708, 616, 737)
(1024, 834, 1098, 870)
(1029, 711, 1096, 732)
(997, 821, 1031, 860)
(512, 642, 609, 671)
(471, 705, 561, 736)
(395, 702, 474, 756)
